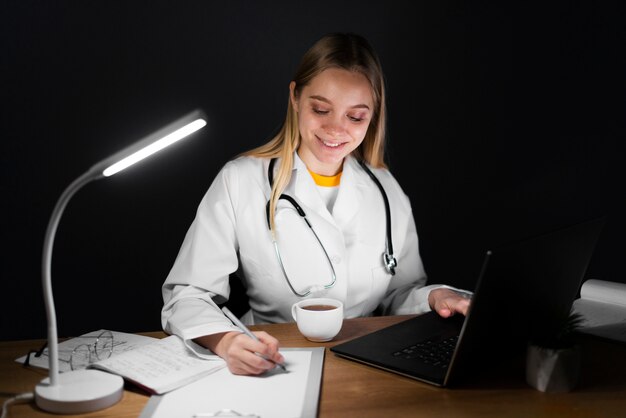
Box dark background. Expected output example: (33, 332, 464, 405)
(2, 1, 625, 341)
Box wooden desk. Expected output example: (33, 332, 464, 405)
(2, 315, 625, 418)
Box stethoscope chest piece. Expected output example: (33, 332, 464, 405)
(383, 252, 397, 275)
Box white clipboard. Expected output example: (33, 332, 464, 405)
(139, 347, 325, 418)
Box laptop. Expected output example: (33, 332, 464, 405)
(330, 217, 606, 387)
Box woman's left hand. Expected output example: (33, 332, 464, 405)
(428, 288, 471, 318)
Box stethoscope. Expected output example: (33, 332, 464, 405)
(266, 157, 397, 297)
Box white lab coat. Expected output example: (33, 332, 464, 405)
(161, 153, 447, 343)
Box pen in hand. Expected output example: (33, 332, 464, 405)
(221, 306, 287, 372)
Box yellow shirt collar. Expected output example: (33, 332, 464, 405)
(308, 169, 342, 187)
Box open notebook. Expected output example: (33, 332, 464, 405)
(331, 217, 606, 387)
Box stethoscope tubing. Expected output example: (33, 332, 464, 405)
(266, 157, 397, 297)
(357, 160, 396, 274)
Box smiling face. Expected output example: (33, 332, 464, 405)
(290, 67, 374, 176)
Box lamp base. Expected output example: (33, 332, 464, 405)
(35, 369, 124, 414)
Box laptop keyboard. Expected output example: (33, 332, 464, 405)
(392, 335, 459, 368)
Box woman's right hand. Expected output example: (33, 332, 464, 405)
(195, 331, 284, 375)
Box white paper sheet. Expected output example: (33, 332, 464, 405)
(572, 279, 626, 343)
(579, 279, 626, 307)
(140, 348, 324, 418)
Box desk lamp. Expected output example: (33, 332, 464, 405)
(35, 109, 207, 414)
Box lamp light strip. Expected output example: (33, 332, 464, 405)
(102, 118, 206, 177)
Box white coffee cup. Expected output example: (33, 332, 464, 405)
(291, 298, 344, 342)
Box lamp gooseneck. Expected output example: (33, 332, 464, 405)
(36, 169, 125, 414)
(41, 170, 100, 385)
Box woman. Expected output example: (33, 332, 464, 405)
(162, 33, 471, 375)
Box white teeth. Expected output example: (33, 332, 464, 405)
(322, 140, 340, 147)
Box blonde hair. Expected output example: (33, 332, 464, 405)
(243, 33, 388, 234)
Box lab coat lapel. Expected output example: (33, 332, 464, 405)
(332, 156, 365, 229)
(290, 155, 335, 225)
(286, 154, 360, 304)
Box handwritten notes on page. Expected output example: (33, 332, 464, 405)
(92, 335, 226, 394)
(15, 329, 157, 372)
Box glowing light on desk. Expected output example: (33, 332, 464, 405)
(35, 109, 207, 414)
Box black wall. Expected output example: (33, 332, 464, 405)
(2, 1, 625, 341)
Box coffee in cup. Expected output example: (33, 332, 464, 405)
(291, 298, 343, 342)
